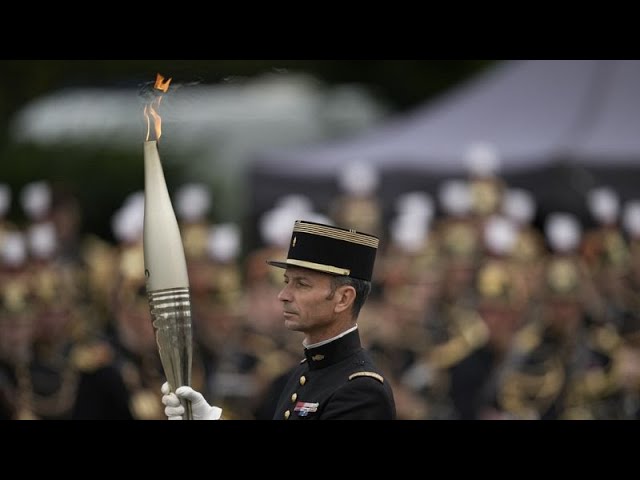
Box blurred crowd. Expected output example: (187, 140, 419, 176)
(2, 145, 640, 420)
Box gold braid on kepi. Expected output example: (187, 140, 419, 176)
(267, 220, 379, 281)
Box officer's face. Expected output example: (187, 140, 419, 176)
(278, 267, 338, 338)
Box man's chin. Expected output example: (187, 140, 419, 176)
(283, 318, 301, 331)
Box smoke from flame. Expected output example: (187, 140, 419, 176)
(144, 73, 172, 141)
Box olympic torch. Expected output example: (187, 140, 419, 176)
(143, 74, 193, 419)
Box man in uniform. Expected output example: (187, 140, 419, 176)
(162, 219, 396, 420)
(493, 213, 625, 419)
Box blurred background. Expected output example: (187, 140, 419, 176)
(3, 60, 640, 420)
(0, 60, 491, 241)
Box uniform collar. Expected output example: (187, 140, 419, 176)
(303, 327, 361, 370)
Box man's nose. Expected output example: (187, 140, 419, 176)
(277, 284, 291, 302)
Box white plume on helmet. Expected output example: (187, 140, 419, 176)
(275, 194, 314, 215)
(587, 186, 619, 225)
(438, 179, 471, 217)
(390, 212, 430, 254)
(207, 223, 241, 263)
(175, 183, 212, 222)
(338, 161, 379, 196)
(545, 213, 582, 253)
(112, 193, 145, 244)
(503, 188, 536, 225)
(20, 180, 51, 220)
(622, 200, 640, 238)
(396, 191, 434, 223)
(464, 142, 501, 177)
(484, 215, 517, 256)
(1, 231, 27, 267)
(28, 221, 58, 260)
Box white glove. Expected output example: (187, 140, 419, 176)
(161, 382, 223, 420)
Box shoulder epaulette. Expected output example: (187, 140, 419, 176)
(349, 371, 384, 384)
(428, 309, 488, 369)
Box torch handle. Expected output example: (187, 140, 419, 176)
(148, 287, 194, 420)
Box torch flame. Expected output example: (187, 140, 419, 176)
(154, 73, 172, 93)
(144, 73, 173, 141)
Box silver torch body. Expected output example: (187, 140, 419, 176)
(143, 140, 193, 420)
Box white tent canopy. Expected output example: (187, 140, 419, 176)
(249, 60, 640, 225)
(571, 60, 640, 163)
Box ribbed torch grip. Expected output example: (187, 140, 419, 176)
(148, 287, 194, 420)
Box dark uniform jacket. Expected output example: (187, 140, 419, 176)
(273, 329, 396, 420)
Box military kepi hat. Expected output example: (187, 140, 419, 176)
(267, 220, 379, 281)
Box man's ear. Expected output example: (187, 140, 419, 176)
(333, 285, 356, 314)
